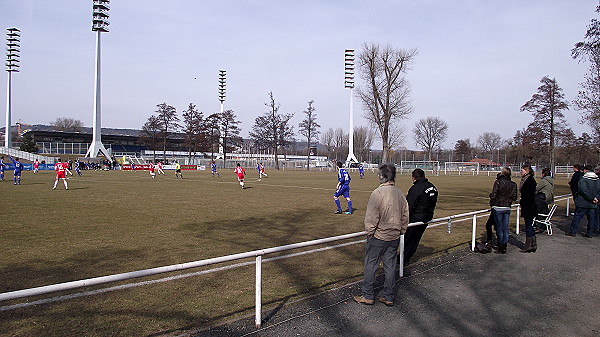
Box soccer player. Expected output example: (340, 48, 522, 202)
(259, 163, 268, 179)
(9, 156, 23, 185)
(156, 161, 165, 175)
(234, 163, 246, 189)
(149, 162, 156, 179)
(33, 159, 40, 174)
(74, 159, 83, 176)
(359, 164, 365, 179)
(0, 156, 5, 181)
(175, 161, 183, 179)
(131, 162, 136, 172)
(334, 161, 353, 214)
(256, 163, 261, 180)
(211, 160, 220, 177)
(53, 158, 69, 190)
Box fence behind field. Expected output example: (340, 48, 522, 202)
(0, 194, 573, 328)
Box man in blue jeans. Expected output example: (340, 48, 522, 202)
(354, 164, 409, 307)
(567, 165, 599, 238)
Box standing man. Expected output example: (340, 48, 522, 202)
(359, 164, 365, 179)
(403, 168, 438, 266)
(569, 164, 584, 198)
(53, 158, 69, 190)
(259, 163, 268, 179)
(0, 156, 5, 181)
(156, 161, 165, 175)
(567, 165, 599, 238)
(211, 160, 220, 177)
(9, 156, 23, 185)
(74, 159, 83, 176)
(354, 164, 409, 306)
(334, 161, 353, 214)
(33, 159, 40, 174)
(234, 163, 246, 189)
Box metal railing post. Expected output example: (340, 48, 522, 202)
(516, 205, 521, 235)
(471, 215, 477, 251)
(255, 255, 262, 329)
(398, 235, 405, 278)
(447, 217, 452, 233)
(566, 197, 570, 216)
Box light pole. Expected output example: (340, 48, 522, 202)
(85, 0, 112, 161)
(344, 49, 358, 164)
(5, 27, 20, 149)
(218, 69, 226, 157)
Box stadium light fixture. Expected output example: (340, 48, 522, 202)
(86, 0, 112, 161)
(217, 69, 226, 156)
(4, 27, 20, 148)
(344, 49, 358, 164)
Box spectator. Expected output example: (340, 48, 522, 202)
(519, 165, 538, 253)
(403, 168, 438, 266)
(534, 167, 555, 233)
(354, 164, 409, 307)
(568, 164, 584, 199)
(566, 165, 599, 238)
(489, 167, 518, 254)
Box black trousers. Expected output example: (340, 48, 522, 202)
(486, 213, 496, 242)
(403, 224, 427, 266)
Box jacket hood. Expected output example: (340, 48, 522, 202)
(543, 176, 554, 185)
(583, 171, 598, 180)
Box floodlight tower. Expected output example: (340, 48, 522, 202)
(5, 28, 20, 149)
(344, 49, 358, 164)
(218, 69, 226, 155)
(85, 0, 112, 161)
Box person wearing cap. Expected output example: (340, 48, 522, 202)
(566, 165, 600, 238)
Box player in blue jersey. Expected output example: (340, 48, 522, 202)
(75, 159, 83, 176)
(9, 156, 23, 185)
(359, 164, 365, 179)
(211, 160, 220, 177)
(334, 161, 353, 214)
(0, 156, 5, 181)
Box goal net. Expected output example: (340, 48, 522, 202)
(443, 162, 480, 175)
(398, 161, 440, 175)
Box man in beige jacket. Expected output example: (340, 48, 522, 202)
(354, 164, 409, 306)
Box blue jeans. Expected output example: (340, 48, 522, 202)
(362, 237, 399, 301)
(524, 217, 536, 238)
(493, 208, 511, 245)
(570, 207, 598, 236)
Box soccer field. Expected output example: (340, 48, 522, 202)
(0, 168, 571, 336)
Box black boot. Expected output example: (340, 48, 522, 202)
(530, 236, 537, 253)
(499, 244, 507, 254)
(520, 237, 533, 253)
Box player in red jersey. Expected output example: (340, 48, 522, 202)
(149, 162, 156, 179)
(33, 159, 40, 174)
(234, 163, 246, 189)
(156, 161, 165, 175)
(53, 159, 71, 190)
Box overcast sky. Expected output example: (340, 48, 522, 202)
(0, 0, 596, 150)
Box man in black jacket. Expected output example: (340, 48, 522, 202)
(403, 168, 438, 266)
(569, 164, 584, 198)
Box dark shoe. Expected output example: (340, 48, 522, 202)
(530, 237, 537, 252)
(353, 295, 374, 305)
(496, 244, 507, 254)
(334, 210, 343, 214)
(564, 232, 576, 237)
(520, 237, 533, 253)
(378, 297, 394, 307)
(582, 233, 593, 238)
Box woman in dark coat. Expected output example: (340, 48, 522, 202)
(519, 165, 538, 252)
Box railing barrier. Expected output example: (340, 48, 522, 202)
(0, 194, 572, 327)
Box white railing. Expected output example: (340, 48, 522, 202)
(0, 146, 57, 163)
(0, 194, 573, 328)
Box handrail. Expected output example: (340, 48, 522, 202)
(0, 193, 573, 328)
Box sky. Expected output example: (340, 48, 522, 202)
(0, 0, 597, 150)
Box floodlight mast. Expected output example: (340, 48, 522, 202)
(218, 70, 226, 156)
(86, 0, 112, 161)
(4, 27, 20, 148)
(344, 49, 358, 165)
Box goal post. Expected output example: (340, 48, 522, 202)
(443, 162, 480, 175)
(399, 161, 440, 175)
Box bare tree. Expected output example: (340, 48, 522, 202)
(181, 103, 205, 160)
(413, 117, 448, 161)
(333, 128, 349, 161)
(219, 110, 242, 167)
(51, 117, 83, 132)
(156, 103, 180, 161)
(354, 126, 374, 162)
(477, 132, 503, 160)
(298, 100, 321, 170)
(204, 113, 221, 160)
(139, 115, 162, 161)
(356, 42, 417, 163)
(321, 127, 335, 160)
(520, 76, 569, 170)
(249, 92, 295, 169)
